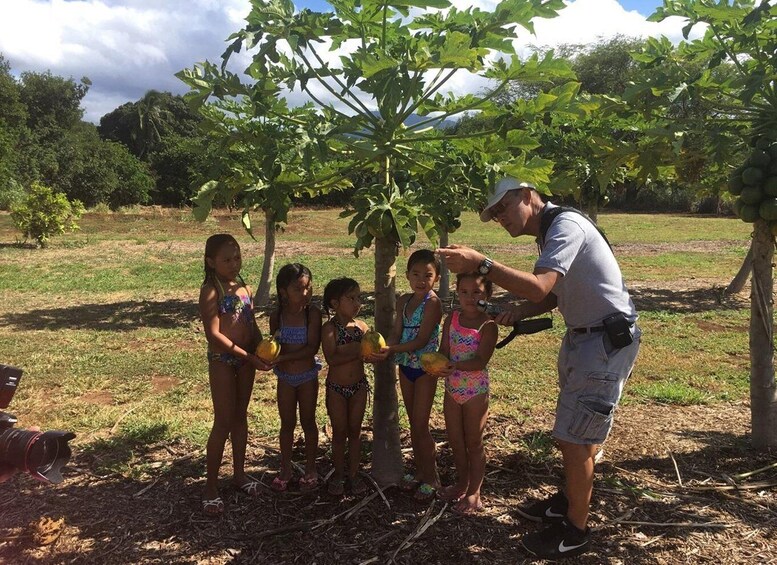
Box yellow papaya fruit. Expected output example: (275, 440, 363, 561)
(361, 329, 386, 357)
(420, 351, 449, 375)
(256, 335, 281, 362)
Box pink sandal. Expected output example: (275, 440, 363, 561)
(271, 476, 289, 492)
(299, 476, 319, 491)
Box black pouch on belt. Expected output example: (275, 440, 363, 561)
(602, 312, 633, 349)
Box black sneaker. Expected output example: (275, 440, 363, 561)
(521, 519, 591, 560)
(515, 491, 568, 523)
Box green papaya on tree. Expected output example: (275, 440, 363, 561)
(749, 149, 771, 169)
(764, 176, 777, 197)
(740, 184, 763, 205)
(742, 167, 765, 186)
(728, 172, 744, 195)
(740, 203, 760, 223)
(759, 198, 777, 221)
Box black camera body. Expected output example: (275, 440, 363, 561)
(476, 299, 502, 317)
(0, 364, 75, 484)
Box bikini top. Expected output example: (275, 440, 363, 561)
(333, 318, 363, 345)
(277, 306, 309, 345)
(215, 277, 253, 324)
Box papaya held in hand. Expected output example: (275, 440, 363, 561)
(256, 334, 281, 363)
(420, 351, 449, 376)
(361, 329, 386, 358)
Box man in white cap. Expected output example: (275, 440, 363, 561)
(437, 176, 640, 560)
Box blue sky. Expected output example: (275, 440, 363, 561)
(0, 0, 688, 123)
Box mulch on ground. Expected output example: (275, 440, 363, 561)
(2, 401, 775, 564)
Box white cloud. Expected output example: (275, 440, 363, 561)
(0, 0, 699, 124)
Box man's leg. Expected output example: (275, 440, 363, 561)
(557, 440, 597, 530)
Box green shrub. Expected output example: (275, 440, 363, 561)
(10, 181, 84, 247)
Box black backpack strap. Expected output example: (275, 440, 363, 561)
(539, 206, 612, 252)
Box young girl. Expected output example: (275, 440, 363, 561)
(385, 249, 444, 501)
(198, 234, 270, 516)
(437, 273, 498, 514)
(320, 277, 371, 496)
(269, 263, 322, 491)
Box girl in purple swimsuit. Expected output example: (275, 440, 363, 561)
(437, 273, 497, 514)
(268, 263, 322, 492)
(320, 277, 373, 496)
(199, 234, 270, 516)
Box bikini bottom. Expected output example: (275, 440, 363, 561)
(274, 361, 322, 388)
(207, 351, 247, 369)
(399, 364, 426, 383)
(326, 376, 370, 400)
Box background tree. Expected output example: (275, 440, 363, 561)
(625, 0, 777, 447)
(99, 91, 205, 206)
(0, 55, 27, 209)
(183, 0, 575, 484)
(173, 72, 342, 304)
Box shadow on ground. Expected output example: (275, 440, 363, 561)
(1, 405, 774, 564)
(0, 300, 199, 331)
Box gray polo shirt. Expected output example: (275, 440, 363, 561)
(535, 203, 637, 329)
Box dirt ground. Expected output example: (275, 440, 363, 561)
(0, 235, 771, 564)
(1, 399, 775, 565)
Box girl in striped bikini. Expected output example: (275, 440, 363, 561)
(437, 272, 498, 514)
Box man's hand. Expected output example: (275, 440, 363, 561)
(435, 245, 484, 274)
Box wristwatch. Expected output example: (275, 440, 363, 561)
(478, 257, 493, 276)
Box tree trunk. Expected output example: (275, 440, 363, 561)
(749, 220, 777, 448)
(370, 236, 403, 485)
(256, 208, 276, 307)
(438, 231, 450, 301)
(725, 244, 753, 295)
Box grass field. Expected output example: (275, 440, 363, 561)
(0, 208, 753, 476)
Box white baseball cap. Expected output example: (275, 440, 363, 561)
(479, 177, 536, 222)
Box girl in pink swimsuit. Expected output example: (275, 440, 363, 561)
(437, 273, 498, 514)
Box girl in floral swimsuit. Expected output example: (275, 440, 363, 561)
(437, 273, 498, 515)
(269, 263, 322, 492)
(198, 234, 270, 516)
(382, 249, 443, 501)
(320, 277, 373, 496)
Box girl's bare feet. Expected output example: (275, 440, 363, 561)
(438, 484, 467, 503)
(453, 494, 484, 515)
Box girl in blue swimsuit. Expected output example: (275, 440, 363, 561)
(320, 277, 373, 496)
(268, 263, 322, 492)
(384, 249, 443, 501)
(199, 234, 270, 516)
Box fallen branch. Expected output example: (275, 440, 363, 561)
(132, 477, 159, 498)
(616, 520, 730, 529)
(732, 460, 777, 481)
(110, 406, 137, 434)
(390, 501, 447, 561)
(667, 450, 684, 487)
(687, 480, 777, 491)
(361, 472, 392, 511)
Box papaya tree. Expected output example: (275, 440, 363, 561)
(625, 0, 777, 447)
(176, 70, 345, 305)
(185, 0, 577, 484)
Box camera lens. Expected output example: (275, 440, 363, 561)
(0, 428, 75, 484)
